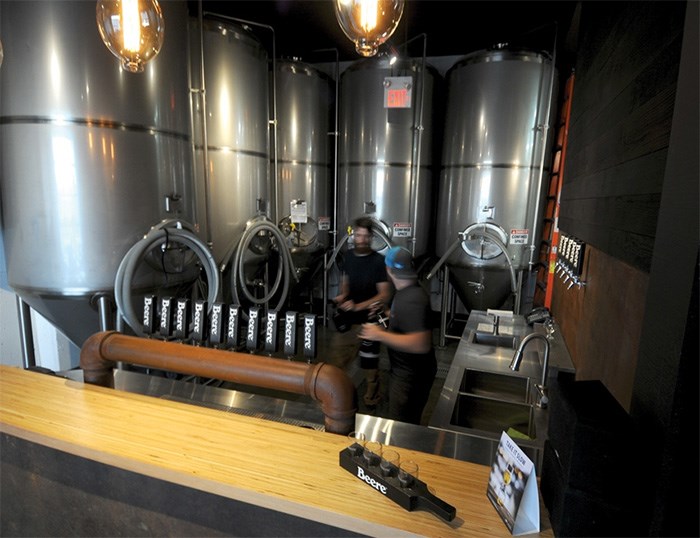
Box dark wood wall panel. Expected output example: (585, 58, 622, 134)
(561, 150, 667, 200)
(567, 53, 680, 173)
(551, 244, 649, 410)
(558, 225, 649, 274)
(549, 1, 687, 411)
(559, 1, 685, 272)
(569, 2, 685, 128)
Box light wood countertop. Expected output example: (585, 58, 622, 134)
(0, 365, 554, 537)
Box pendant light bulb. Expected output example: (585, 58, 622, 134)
(334, 0, 405, 57)
(96, 0, 164, 73)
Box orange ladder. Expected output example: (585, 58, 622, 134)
(534, 72, 575, 308)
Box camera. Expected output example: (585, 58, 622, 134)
(374, 311, 388, 329)
(360, 303, 387, 355)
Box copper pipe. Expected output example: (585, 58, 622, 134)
(80, 331, 356, 434)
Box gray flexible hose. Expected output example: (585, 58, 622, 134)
(488, 235, 518, 294)
(230, 218, 298, 312)
(426, 237, 463, 280)
(324, 228, 393, 272)
(426, 226, 518, 294)
(324, 233, 350, 272)
(114, 223, 220, 336)
(151, 219, 196, 233)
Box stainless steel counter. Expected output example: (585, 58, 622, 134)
(57, 313, 574, 472)
(423, 310, 573, 470)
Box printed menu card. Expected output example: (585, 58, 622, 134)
(487, 431, 539, 535)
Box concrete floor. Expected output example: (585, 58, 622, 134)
(314, 322, 459, 426)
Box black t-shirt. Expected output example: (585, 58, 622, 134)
(341, 250, 388, 304)
(387, 284, 436, 379)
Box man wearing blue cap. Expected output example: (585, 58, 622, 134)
(359, 246, 437, 424)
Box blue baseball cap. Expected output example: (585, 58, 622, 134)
(385, 246, 417, 278)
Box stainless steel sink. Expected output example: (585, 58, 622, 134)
(450, 393, 536, 439)
(459, 368, 532, 403)
(470, 332, 519, 349)
(429, 311, 555, 471)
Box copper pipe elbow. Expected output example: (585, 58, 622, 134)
(80, 331, 356, 434)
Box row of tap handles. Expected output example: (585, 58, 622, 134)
(142, 295, 318, 361)
(556, 233, 586, 289)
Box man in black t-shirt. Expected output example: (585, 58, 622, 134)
(333, 217, 391, 406)
(359, 246, 436, 424)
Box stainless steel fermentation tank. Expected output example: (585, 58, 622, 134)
(274, 59, 334, 298)
(0, 1, 194, 347)
(337, 55, 437, 257)
(190, 17, 270, 265)
(436, 48, 556, 312)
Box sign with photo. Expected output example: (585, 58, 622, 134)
(487, 431, 539, 535)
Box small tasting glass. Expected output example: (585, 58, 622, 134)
(347, 431, 366, 457)
(363, 440, 383, 466)
(380, 449, 400, 477)
(398, 460, 419, 487)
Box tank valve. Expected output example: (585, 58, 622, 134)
(466, 281, 484, 293)
(164, 193, 181, 213)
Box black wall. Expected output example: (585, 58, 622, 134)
(560, 1, 686, 273)
(553, 1, 698, 535)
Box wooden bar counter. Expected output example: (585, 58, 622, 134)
(0, 366, 554, 537)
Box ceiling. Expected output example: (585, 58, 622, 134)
(188, 1, 580, 67)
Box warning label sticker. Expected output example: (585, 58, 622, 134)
(393, 222, 412, 237)
(510, 229, 529, 245)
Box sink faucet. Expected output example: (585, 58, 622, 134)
(509, 333, 550, 408)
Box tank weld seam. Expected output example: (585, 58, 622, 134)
(276, 157, 332, 167)
(442, 163, 551, 171)
(195, 144, 268, 159)
(0, 115, 190, 141)
(341, 161, 431, 169)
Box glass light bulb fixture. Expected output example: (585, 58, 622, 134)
(334, 0, 405, 57)
(96, 0, 164, 73)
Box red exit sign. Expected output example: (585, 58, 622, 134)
(386, 88, 410, 108)
(384, 76, 413, 109)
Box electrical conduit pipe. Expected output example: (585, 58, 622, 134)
(80, 331, 357, 435)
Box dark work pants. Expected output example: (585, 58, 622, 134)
(388, 370, 434, 425)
